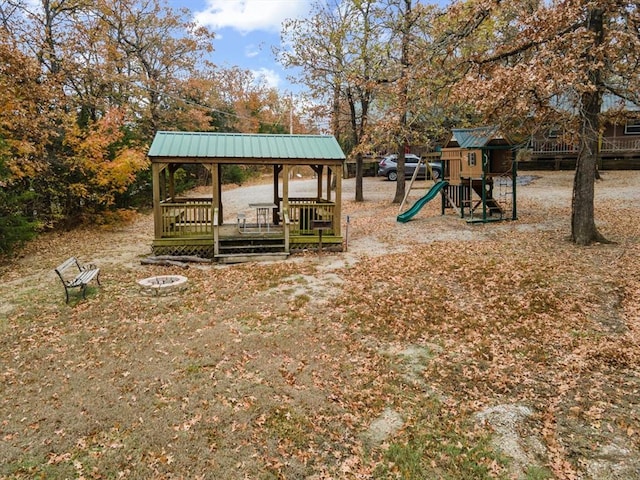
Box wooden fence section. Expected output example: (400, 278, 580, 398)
(287, 200, 336, 236)
(161, 198, 213, 237)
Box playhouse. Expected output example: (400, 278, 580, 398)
(439, 126, 518, 222)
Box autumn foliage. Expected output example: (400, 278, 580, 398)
(0, 0, 304, 253)
(62, 109, 148, 209)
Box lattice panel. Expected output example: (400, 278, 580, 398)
(152, 244, 214, 258)
(290, 243, 343, 253)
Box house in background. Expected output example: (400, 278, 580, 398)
(526, 96, 640, 170)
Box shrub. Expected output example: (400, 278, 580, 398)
(0, 189, 39, 255)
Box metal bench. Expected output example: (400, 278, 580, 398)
(54, 257, 100, 303)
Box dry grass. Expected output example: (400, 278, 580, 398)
(1, 171, 639, 479)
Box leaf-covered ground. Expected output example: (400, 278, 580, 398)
(1, 171, 639, 479)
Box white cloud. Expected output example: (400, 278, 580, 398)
(252, 68, 281, 89)
(244, 44, 261, 58)
(195, 0, 312, 34)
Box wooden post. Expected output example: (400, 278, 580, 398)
(213, 208, 219, 257)
(212, 163, 222, 225)
(168, 165, 176, 200)
(273, 165, 280, 224)
(152, 162, 164, 239)
(159, 164, 166, 201)
(334, 164, 342, 236)
(283, 164, 290, 235)
(312, 220, 332, 253)
(283, 164, 290, 209)
(316, 165, 323, 200)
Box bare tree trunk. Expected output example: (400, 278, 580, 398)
(571, 135, 601, 245)
(392, 0, 412, 204)
(393, 149, 407, 203)
(571, 97, 608, 244)
(347, 91, 365, 202)
(571, 7, 608, 245)
(355, 153, 364, 201)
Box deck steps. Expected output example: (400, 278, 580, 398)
(215, 252, 290, 264)
(218, 243, 285, 252)
(215, 237, 287, 263)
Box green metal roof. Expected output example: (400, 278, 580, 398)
(148, 131, 345, 160)
(451, 126, 500, 148)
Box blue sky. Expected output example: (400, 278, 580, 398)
(169, 0, 314, 93)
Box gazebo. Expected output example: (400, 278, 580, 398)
(147, 132, 345, 263)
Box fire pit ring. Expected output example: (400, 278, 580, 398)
(137, 275, 188, 296)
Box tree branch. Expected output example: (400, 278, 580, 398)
(473, 20, 583, 65)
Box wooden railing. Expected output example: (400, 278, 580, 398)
(160, 198, 213, 237)
(600, 137, 640, 153)
(531, 137, 640, 154)
(530, 139, 578, 154)
(287, 199, 336, 235)
(159, 197, 338, 239)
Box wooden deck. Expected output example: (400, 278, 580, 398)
(152, 200, 343, 260)
(530, 137, 640, 157)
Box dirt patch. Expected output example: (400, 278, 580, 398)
(1, 171, 639, 479)
(365, 408, 404, 445)
(477, 405, 547, 479)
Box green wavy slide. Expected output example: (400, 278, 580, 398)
(397, 181, 448, 223)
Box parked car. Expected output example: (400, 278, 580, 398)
(378, 154, 442, 181)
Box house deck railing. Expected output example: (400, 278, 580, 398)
(531, 137, 640, 155)
(600, 137, 640, 153)
(530, 139, 579, 155)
